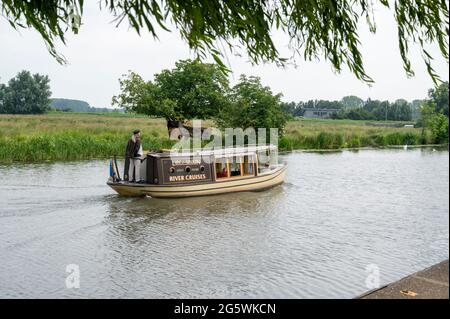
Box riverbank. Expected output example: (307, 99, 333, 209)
(358, 260, 449, 299)
(0, 112, 441, 163)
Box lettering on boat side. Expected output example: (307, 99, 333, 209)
(169, 174, 207, 182)
(162, 158, 212, 184)
(174, 303, 276, 316)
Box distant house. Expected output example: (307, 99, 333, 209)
(303, 108, 338, 119)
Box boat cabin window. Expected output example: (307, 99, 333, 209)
(229, 157, 241, 177)
(242, 155, 255, 176)
(215, 155, 256, 180)
(215, 158, 228, 179)
(258, 149, 278, 174)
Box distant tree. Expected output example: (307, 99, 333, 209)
(390, 99, 412, 121)
(216, 75, 287, 136)
(363, 98, 382, 113)
(421, 102, 449, 143)
(315, 100, 343, 110)
(1, 1, 448, 83)
(411, 99, 423, 110)
(291, 102, 306, 117)
(0, 83, 6, 113)
(341, 96, 364, 109)
(376, 101, 391, 121)
(410, 99, 424, 120)
(1, 71, 51, 114)
(281, 101, 297, 118)
(419, 82, 449, 143)
(331, 107, 373, 120)
(428, 81, 449, 116)
(112, 59, 229, 124)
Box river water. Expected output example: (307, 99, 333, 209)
(0, 148, 448, 298)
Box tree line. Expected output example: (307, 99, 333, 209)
(281, 95, 432, 121)
(0, 71, 51, 114)
(1, 63, 448, 144)
(0, 72, 120, 114)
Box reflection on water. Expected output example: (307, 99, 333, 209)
(0, 148, 448, 298)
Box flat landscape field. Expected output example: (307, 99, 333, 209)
(0, 112, 429, 163)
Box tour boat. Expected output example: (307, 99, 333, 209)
(107, 144, 286, 198)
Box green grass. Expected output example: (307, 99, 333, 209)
(279, 118, 430, 151)
(0, 113, 435, 163)
(0, 113, 174, 163)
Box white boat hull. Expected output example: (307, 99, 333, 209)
(108, 165, 286, 198)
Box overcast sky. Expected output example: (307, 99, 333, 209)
(0, 2, 448, 108)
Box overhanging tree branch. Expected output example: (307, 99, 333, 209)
(0, 0, 448, 83)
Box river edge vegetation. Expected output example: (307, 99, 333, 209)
(0, 66, 449, 163)
(0, 112, 441, 164)
(1, 60, 448, 163)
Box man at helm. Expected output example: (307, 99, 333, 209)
(124, 129, 144, 182)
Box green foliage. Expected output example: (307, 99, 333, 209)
(281, 100, 344, 117)
(428, 82, 449, 116)
(0, 113, 174, 163)
(341, 96, 364, 109)
(1, 1, 448, 83)
(285, 98, 413, 121)
(0, 113, 430, 162)
(283, 98, 413, 121)
(279, 129, 423, 151)
(112, 59, 229, 122)
(331, 108, 375, 120)
(428, 113, 449, 144)
(0, 84, 6, 111)
(422, 110, 449, 144)
(0, 71, 51, 114)
(215, 75, 288, 136)
(0, 131, 174, 163)
(419, 82, 449, 144)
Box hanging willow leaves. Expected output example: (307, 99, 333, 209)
(0, 0, 448, 83)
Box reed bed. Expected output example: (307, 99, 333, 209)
(279, 119, 428, 150)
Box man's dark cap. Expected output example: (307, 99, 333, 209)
(133, 129, 140, 135)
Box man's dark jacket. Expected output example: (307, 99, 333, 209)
(124, 137, 141, 180)
(125, 138, 141, 158)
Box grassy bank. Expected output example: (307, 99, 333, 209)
(0, 113, 173, 163)
(280, 118, 431, 150)
(0, 113, 436, 163)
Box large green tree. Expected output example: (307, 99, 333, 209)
(216, 75, 288, 135)
(0, 71, 51, 114)
(112, 59, 229, 123)
(1, 1, 448, 83)
(428, 81, 449, 116)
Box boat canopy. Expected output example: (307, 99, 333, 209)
(156, 144, 278, 158)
